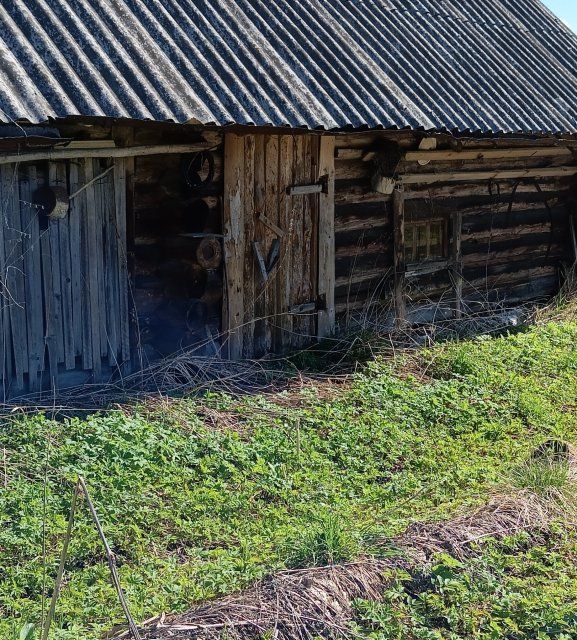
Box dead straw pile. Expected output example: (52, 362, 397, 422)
(130, 449, 575, 640)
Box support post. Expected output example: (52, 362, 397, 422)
(317, 136, 336, 338)
(452, 210, 463, 319)
(222, 134, 246, 360)
(393, 184, 407, 327)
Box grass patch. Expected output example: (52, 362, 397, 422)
(1, 322, 577, 639)
(354, 531, 577, 639)
(284, 514, 362, 568)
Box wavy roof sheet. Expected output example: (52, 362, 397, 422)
(0, 0, 576, 134)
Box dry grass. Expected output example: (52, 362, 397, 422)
(120, 443, 577, 640)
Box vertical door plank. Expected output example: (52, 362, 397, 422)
(68, 161, 84, 359)
(242, 135, 256, 358)
(20, 166, 43, 391)
(114, 158, 131, 367)
(305, 135, 317, 340)
(93, 161, 108, 361)
(41, 168, 58, 387)
(77, 160, 93, 371)
(102, 167, 120, 367)
(276, 135, 293, 350)
(253, 135, 267, 357)
(393, 185, 407, 326)
(264, 135, 279, 353)
(317, 136, 336, 338)
(47, 163, 65, 366)
(291, 136, 306, 347)
(222, 134, 246, 360)
(0, 167, 13, 389)
(83, 159, 101, 377)
(55, 162, 76, 371)
(3, 164, 27, 390)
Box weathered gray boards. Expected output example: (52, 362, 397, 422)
(0, 157, 129, 395)
(0, 123, 575, 398)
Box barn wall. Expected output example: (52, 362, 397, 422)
(1, 121, 574, 397)
(334, 132, 575, 329)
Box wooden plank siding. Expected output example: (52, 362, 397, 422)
(0, 158, 129, 397)
(223, 133, 336, 359)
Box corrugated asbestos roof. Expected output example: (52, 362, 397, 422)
(0, 0, 576, 134)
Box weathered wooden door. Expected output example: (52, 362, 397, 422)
(223, 133, 335, 359)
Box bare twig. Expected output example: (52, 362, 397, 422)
(78, 476, 142, 640)
(41, 479, 80, 640)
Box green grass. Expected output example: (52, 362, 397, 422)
(1, 321, 577, 639)
(354, 530, 577, 639)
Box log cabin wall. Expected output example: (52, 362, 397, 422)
(131, 131, 224, 362)
(334, 132, 576, 329)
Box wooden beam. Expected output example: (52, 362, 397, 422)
(317, 136, 336, 338)
(399, 166, 577, 185)
(66, 140, 117, 149)
(0, 143, 214, 165)
(223, 134, 246, 360)
(393, 185, 407, 327)
(404, 147, 573, 162)
(258, 213, 284, 237)
(335, 148, 362, 160)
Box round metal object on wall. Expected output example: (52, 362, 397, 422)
(33, 185, 70, 219)
(196, 237, 222, 270)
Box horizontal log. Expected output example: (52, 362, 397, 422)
(335, 148, 378, 161)
(336, 214, 390, 233)
(335, 182, 392, 205)
(336, 252, 392, 278)
(406, 259, 452, 278)
(399, 166, 577, 185)
(335, 278, 393, 301)
(336, 267, 393, 288)
(404, 147, 572, 162)
(464, 223, 563, 243)
(404, 179, 564, 200)
(336, 239, 391, 260)
(336, 227, 391, 248)
(66, 139, 117, 149)
(439, 199, 565, 219)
